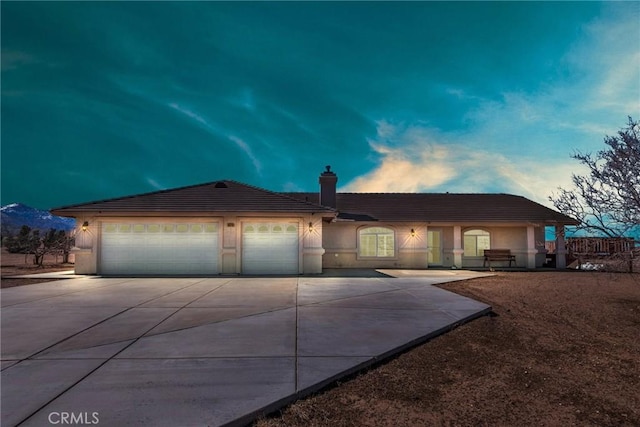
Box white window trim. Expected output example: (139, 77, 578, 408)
(463, 228, 491, 257)
(357, 226, 397, 259)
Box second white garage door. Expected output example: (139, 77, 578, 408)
(242, 222, 299, 274)
(100, 222, 219, 275)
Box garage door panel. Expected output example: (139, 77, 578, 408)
(100, 222, 219, 275)
(242, 222, 299, 274)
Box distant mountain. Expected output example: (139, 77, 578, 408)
(1, 203, 76, 236)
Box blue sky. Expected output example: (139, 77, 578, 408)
(2, 2, 639, 210)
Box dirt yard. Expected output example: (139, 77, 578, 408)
(0, 249, 73, 287)
(256, 272, 640, 427)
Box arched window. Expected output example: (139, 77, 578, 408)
(464, 229, 491, 256)
(358, 227, 395, 258)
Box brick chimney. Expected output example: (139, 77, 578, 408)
(319, 165, 337, 208)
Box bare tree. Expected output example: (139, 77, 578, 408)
(550, 117, 640, 240)
(51, 229, 75, 264)
(6, 226, 75, 266)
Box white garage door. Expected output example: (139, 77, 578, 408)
(100, 222, 219, 275)
(242, 222, 299, 274)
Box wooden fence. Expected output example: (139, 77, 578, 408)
(545, 237, 635, 255)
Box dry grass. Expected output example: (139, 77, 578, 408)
(256, 272, 640, 427)
(1, 248, 72, 287)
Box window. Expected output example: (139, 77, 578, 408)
(464, 229, 491, 256)
(358, 227, 395, 258)
(204, 224, 217, 233)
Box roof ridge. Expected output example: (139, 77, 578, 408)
(51, 180, 335, 213)
(49, 180, 228, 211)
(225, 180, 335, 211)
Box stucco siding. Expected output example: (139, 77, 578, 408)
(460, 225, 544, 268)
(72, 212, 548, 274)
(323, 223, 544, 269)
(71, 213, 324, 275)
(322, 222, 430, 269)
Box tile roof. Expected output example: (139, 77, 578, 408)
(50, 179, 577, 225)
(285, 192, 579, 224)
(50, 181, 336, 216)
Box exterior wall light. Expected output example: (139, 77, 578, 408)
(308, 222, 314, 232)
(410, 228, 416, 237)
(82, 221, 89, 232)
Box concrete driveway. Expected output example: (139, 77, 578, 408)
(1, 271, 491, 427)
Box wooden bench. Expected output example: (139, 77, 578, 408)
(483, 249, 516, 267)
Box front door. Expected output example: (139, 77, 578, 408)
(427, 230, 443, 265)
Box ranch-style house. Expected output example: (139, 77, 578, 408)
(51, 167, 578, 275)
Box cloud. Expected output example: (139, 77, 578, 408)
(343, 122, 455, 193)
(146, 177, 165, 190)
(229, 88, 256, 112)
(228, 135, 262, 173)
(345, 4, 637, 206)
(168, 103, 216, 130)
(168, 102, 262, 174)
(565, 4, 640, 113)
(343, 121, 583, 203)
(1, 50, 37, 70)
